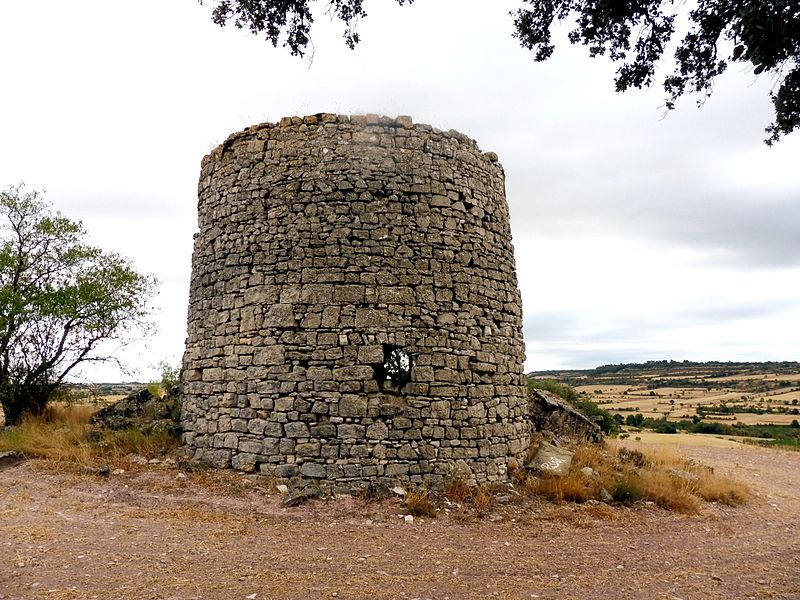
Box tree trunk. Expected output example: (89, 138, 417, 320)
(0, 381, 56, 424)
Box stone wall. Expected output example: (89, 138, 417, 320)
(181, 113, 529, 492)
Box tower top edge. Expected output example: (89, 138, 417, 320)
(205, 113, 501, 168)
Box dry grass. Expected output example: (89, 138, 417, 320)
(470, 485, 492, 515)
(44, 402, 99, 424)
(405, 488, 437, 518)
(443, 476, 471, 503)
(693, 472, 749, 505)
(533, 474, 594, 503)
(442, 474, 496, 516)
(0, 414, 94, 464)
(518, 441, 750, 514)
(0, 404, 180, 468)
(635, 469, 699, 512)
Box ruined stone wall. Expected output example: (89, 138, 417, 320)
(181, 113, 529, 492)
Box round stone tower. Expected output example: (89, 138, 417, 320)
(181, 113, 529, 492)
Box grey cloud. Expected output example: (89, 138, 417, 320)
(631, 193, 800, 268)
(522, 295, 798, 370)
(523, 310, 655, 346)
(525, 344, 662, 371)
(507, 161, 800, 268)
(673, 297, 796, 325)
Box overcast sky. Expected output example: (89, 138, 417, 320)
(1, 1, 798, 382)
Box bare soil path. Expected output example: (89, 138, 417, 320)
(1, 441, 798, 600)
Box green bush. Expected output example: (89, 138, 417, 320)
(625, 413, 645, 427)
(528, 378, 620, 434)
(653, 420, 678, 434)
(149, 361, 181, 397)
(527, 378, 580, 403)
(612, 476, 644, 503)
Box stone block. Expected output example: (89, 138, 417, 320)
(299, 462, 327, 478)
(284, 422, 309, 438)
(467, 402, 486, 419)
(349, 445, 370, 458)
(385, 463, 409, 476)
(332, 366, 374, 380)
(310, 423, 337, 438)
(366, 421, 389, 440)
(334, 285, 365, 303)
(239, 440, 263, 454)
(411, 366, 434, 382)
(355, 308, 388, 328)
(296, 442, 321, 457)
(339, 395, 368, 417)
(358, 345, 385, 363)
(253, 345, 285, 366)
(429, 400, 451, 419)
(397, 444, 418, 460)
(306, 366, 332, 381)
(264, 422, 284, 437)
(527, 442, 574, 476)
(231, 453, 258, 472)
(264, 304, 296, 328)
(202, 368, 223, 382)
(338, 423, 365, 439)
(300, 284, 333, 304)
(276, 463, 298, 477)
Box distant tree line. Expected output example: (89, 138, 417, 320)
(625, 413, 800, 445)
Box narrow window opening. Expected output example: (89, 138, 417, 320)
(374, 345, 413, 389)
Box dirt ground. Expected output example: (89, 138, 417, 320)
(1, 441, 799, 600)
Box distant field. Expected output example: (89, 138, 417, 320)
(60, 382, 144, 406)
(534, 361, 800, 428)
(621, 430, 751, 448)
(709, 372, 800, 382)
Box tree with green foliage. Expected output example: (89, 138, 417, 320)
(514, 0, 800, 145)
(149, 360, 181, 398)
(199, 0, 799, 144)
(0, 185, 156, 424)
(625, 413, 645, 427)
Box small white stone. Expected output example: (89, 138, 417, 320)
(276, 484, 289, 494)
(404, 515, 414, 524)
(112, 469, 125, 476)
(392, 486, 406, 496)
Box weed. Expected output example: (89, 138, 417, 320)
(533, 472, 594, 503)
(611, 474, 644, 503)
(470, 485, 492, 514)
(405, 488, 437, 518)
(693, 473, 749, 506)
(95, 428, 181, 461)
(583, 503, 619, 521)
(516, 440, 748, 513)
(618, 447, 649, 468)
(638, 469, 699, 513)
(443, 475, 471, 503)
(0, 405, 180, 468)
